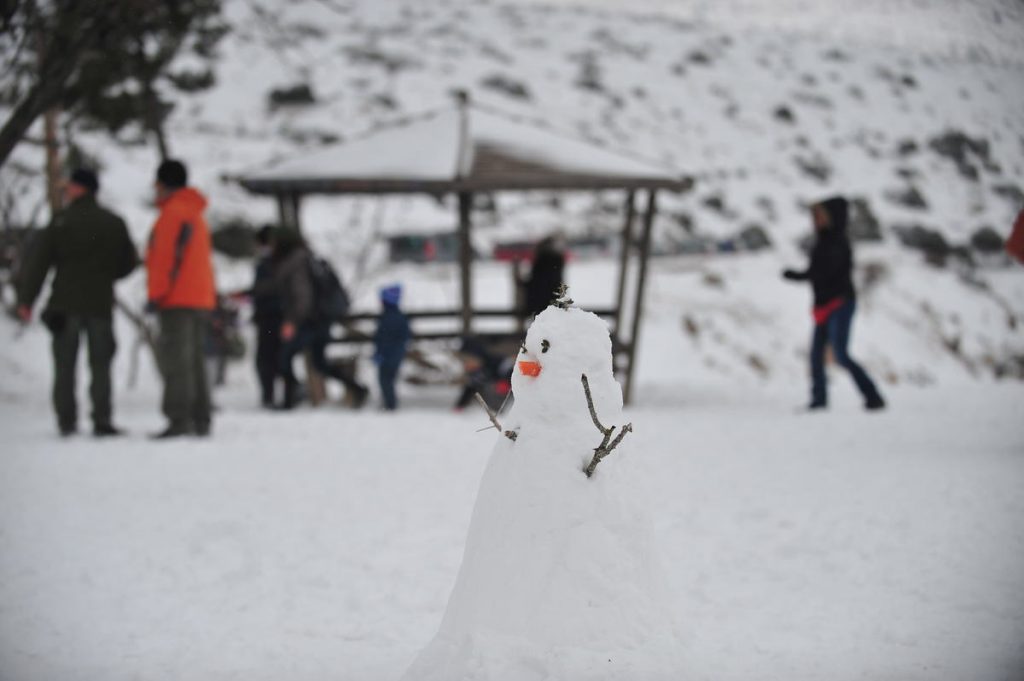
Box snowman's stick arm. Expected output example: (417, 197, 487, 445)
(584, 423, 633, 478)
(473, 392, 518, 441)
(581, 373, 611, 435)
(581, 373, 634, 478)
(607, 422, 633, 452)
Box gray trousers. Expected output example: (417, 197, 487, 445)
(50, 313, 116, 432)
(157, 309, 211, 429)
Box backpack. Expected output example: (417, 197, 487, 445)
(308, 254, 351, 322)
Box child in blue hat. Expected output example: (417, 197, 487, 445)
(373, 284, 411, 410)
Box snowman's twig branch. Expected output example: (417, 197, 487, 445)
(584, 423, 632, 478)
(580, 373, 632, 478)
(474, 392, 518, 441)
(607, 423, 632, 452)
(581, 373, 610, 435)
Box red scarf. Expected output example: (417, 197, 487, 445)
(813, 297, 845, 325)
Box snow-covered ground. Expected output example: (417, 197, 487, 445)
(2, 255, 1024, 680)
(2, 0, 1024, 678)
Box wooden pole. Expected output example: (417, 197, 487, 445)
(276, 193, 303, 231)
(623, 189, 657, 406)
(613, 190, 636, 340)
(457, 191, 473, 335)
(290, 193, 303, 234)
(512, 260, 526, 335)
(277, 194, 290, 228)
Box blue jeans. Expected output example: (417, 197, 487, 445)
(378, 361, 401, 410)
(810, 300, 882, 406)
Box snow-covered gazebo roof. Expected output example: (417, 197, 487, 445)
(239, 100, 690, 195)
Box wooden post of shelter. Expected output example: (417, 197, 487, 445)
(512, 259, 526, 335)
(613, 189, 636, 341)
(623, 189, 657, 406)
(457, 191, 474, 336)
(277, 192, 303, 232)
(276, 193, 291, 228)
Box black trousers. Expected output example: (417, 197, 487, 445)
(48, 312, 116, 432)
(254, 319, 282, 406)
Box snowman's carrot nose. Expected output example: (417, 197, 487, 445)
(518, 360, 542, 377)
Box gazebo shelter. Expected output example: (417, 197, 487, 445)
(238, 95, 692, 404)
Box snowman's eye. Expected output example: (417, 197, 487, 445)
(541, 339, 550, 353)
(520, 341, 527, 354)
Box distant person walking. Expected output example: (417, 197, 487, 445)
(146, 159, 217, 438)
(783, 196, 885, 411)
(17, 168, 139, 437)
(523, 234, 566, 318)
(373, 284, 411, 411)
(273, 230, 369, 410)
(1007, 208, 1024, 264)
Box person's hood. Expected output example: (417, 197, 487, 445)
(815, 196, 849, 239)
(160, 187, 208, 215)
(380, 284, 402, 306)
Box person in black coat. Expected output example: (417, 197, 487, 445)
(783, 196, 885, 411)
(272, 230, 368, 410)
(523, 235, 566, 318)
(16, 168, 139, 436)
(251, 225, 284, 407)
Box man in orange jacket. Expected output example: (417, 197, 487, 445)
(146, 159, 216, 438)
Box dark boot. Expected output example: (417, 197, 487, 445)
(350, 384, 369, 409)
(280, 379, 299, 410)
(150, 421, 192, 439)
(93, 423, 124, 437)
(865, 396, 886, 411)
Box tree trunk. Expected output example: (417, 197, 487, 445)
(43, 106, 62, 216)
(142, 77, 170, 160)
(0, 75, 61, 169)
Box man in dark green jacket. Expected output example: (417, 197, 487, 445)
(17, 168, 139, 437)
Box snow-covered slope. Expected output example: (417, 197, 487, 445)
(3, 0, 1021, 381)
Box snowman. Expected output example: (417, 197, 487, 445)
(402, 289, 685, 681)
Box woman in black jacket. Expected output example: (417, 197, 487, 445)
(783, 196, 885, 411)
(523, 235, 566, 318)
